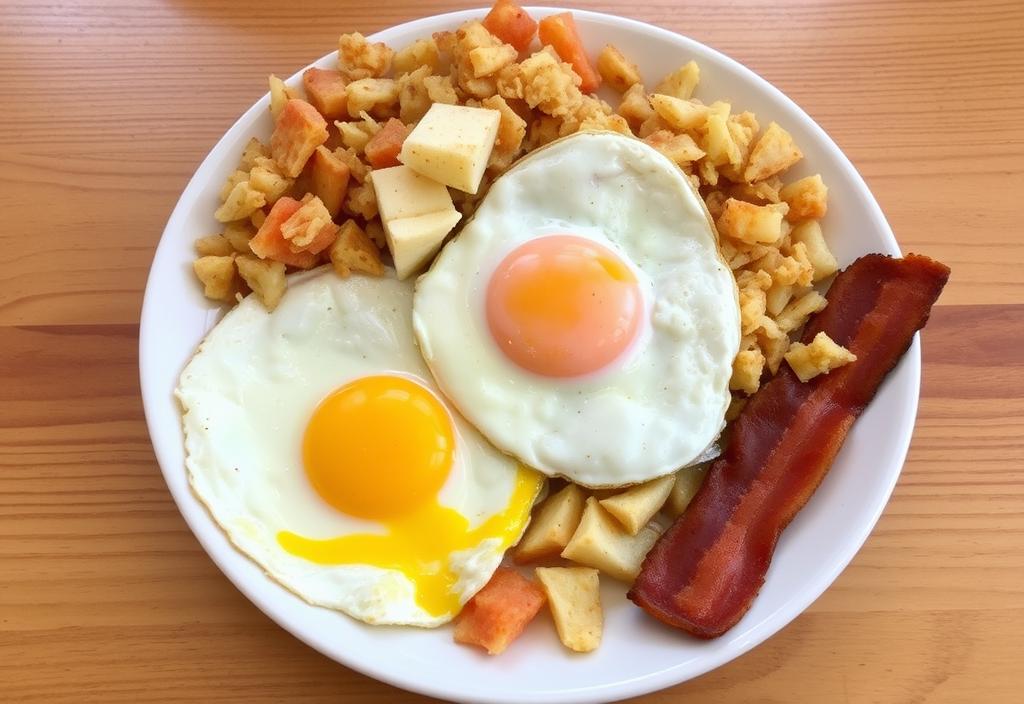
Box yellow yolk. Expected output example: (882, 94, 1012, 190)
(485, 234, 643, 377)
(280, 374, 543, 618)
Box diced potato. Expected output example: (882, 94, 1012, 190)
(665, 464, 709, 518)
(649, 93, 709, 132)
(218, 169, 248, 202)
(393, 38, 440, 75)
(194, 234, 233, 257)
(780, 174, 828, 221)
(469, 44, 518, 78)
(235, 254, 286, 311)
(618, 83, 654, 126)
(271, 99, 329, 178)
(513, 483, 586, 563)
(250, 209, 266, 230)
(423, 74, 459, 104)
(365, 219, 386, 248)
(757, 315, 790, 374)
(561, 497, 661, 583)
(654, 61, 700, 100)
(268, 74, 291, 120)
(248, 159, 293, 205)
(302, 68, 349, 120)
(239, 137, 269, 170)
(214, 180, 266, 223)
(193, 255, 237, 302)
(535, 567, 602, 653)
(599, 474, 675, 536)
(696, 158, 718, 186)
(280, 195, 338, 255)
(739, 285, 767, 335)
(397, 66, 432, 124)
(338, 32, 394, 80)
(730, 347, 765, 395)
(344, 180, 378, 220)
(775, 289, 828, 333)
(789, 220, 838, 282)
(643, 130, 705, 166)
(716, 198, 787, 245)
(765, 280, 794, 317)
(399, 103, 501, 194)
(311, 146, 351, 218)
(596, 44, 640, 93)
(481, 94, 527, 165)
(345, 78, 399, 119)
(384, 209, 462, 279)
(785, 331, 857, 382)
(453, 567, 546, 655)
(223, 222, 255, 253)
(704, 111, 742, 167)
(330, 219, 384, 278)
(335, 120, 373, 152)
(744, 122, 803, 182)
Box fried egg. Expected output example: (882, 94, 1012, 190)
(413, 131, 740, 488)
(176, 269, 543, 627)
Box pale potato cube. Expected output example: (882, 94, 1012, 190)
(535, 567, 602, 653)
(790, 220, 838, 282)
(393, 38, 440, 75)
(469, 44, 518, 77)
(514, 483, 587, 563)
(649, 94, 709, 132)
(755, 315, 789, 374)
(696, 158, 719, 186)
(399, 103, 501, 194)
(223, 222, 255, 253)
(193, 255, 236, 302)
(194, 234, 233, 257)
(739, 285, 767, 335)
(785, 331, 857, 382)
(730, 348, 765, 395)
(250, 209, 266, 230)
(344, 180, 378, 220)
(236, 254, 286, 311)
(654, 61, 699, 100)
(775, 290, 828, 333)
(336, 120, 374, 152)
(780, 174, 828, 221)
(423, 74, 459, 105)
(643, 131, 705, 166)
(765, 280, 794, 317)
(665, 464, 709, 518)
(561, 497, 661, 583)
(716, 198, 787, 245)
(599, 474, 675, 536)
(239, 137, 269, 171)
(597, 45, 641, 93)
(219, 169, 248, 202)
(248, 162, 293, 205)
(214, 180, 266, 223)
(268, 74, 290, 120)
(618, 83, 654, 126)
(744, 122, 803, 182)
(371, 164, 457, 222)
(330, 219, 384, 278)
(338, 32, 393, 80)
(703, 112, 742, 167)
(345, 78, 399, 119)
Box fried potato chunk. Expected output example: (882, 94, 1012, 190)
(744, 121, 803, 182)
(497, 49, 582, 118)
(223, 222, 256, 253)
(469, 44, 518, 77)
(393, 38, 440, 75)
(665, 464, 710, 518)
(345, 78, 399, 119)
(784, 331, 857, 382)
(338, 32, 394, 80)
(643, 130, 705, 166)
(654, 61, 699, 100)
(193, 255, 237, 302)
(214, 180, 266, 223)
(617, 83, 654, 126)
(730, 347, 766, 395)
(789, 220, 838, 282)
(235, 254, 286, 311)
(775, 289, 828, 333)
(596, 44, 641, 93)
(194, 234, 234, 257)
(513, 483, 586, 563)
(649, 93, 709, 132)
(535, 567, 602, 653)
(716, 198, 788, 245)
(329, 219, 384, 278)
(561, 497, 661, 583)
(599, 474, 675, 536)
(780, 174, 828, 221)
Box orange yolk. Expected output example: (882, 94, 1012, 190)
(486, 235, 643, 377)
(280, 374, 543, 617)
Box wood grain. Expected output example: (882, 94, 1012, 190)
(1, 0, 1021, 702)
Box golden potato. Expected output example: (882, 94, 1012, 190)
(535, 567, 602, 653)
(338, 32, 394, 80)
(789, 220, 838, 282)
(775, 289, 828, 333)
(654, 61, 699, 100)
(730, 347, 765, 395)
(393, 38, 440, 76)
(649, 93, 708, 132)
(716, 198, 787, 245)
(785, 331, 857, 382)
(744, 122, 802, 182)
(703, 112, 742, 168)
(193, 255, 237, 302)
(346, 78, 399, 119)
(223, 222, 255, 253)
(599, 474, 675, 536)
(780, 174, 828, 221)
(513, 483, 586, 563)
(235, 254, 286, 311)
(330, 219, 384, 278)
(239, 138, 269, 171)
(665, 464, 709, 518)
(596, 44, 641, 93)
(617, 83, 654, 126)
(268, 74, 291, 120)
(469, 44, 517, 78)
(194, 234, 233, 257)
(561, 497, 661, 583)
(643, 131, 705, 166)
(214, 180, 266, 223)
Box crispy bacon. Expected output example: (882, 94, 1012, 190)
(628, 253, 950, 638)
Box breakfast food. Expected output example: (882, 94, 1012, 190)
(414, 132, 740, 488)
(629, 254, 951, 637)
(454, 567, 547, 654)
(177, 269, 542, 626)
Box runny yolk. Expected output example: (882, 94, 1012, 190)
(485, 234, 643, 377)
(280, 374, 542, 618)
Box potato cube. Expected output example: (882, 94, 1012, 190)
(789, 220, 838, 282)
(344, 181, 378, 221)
(338, 32, 394, 80)
(665, 464, 709, 518)
(239, 138, 269, 171)
(193, 255, 236, 302)
(596, 44, 641, 93)
(513, 483, 586, 563)
(618, 83, 654, 126)
(643, 131, 705, 166)
(649, 94, 709, 132)
(371, 164, 456, 222)
(330, 219, 384, 278)
(399, 103, 501, 194)
(248, 161, 293, 205)
(423, 74, 459, 105)
(268, 74, 291, 120)
(716, 198, 787, 245)
(704, 112, 742, 168)
(561, 497, 661, 583)
(535, 567, 602, 653)
(481, 94, 527, 164)
(599, 474, 675, 535)
(730, 348, 765, 395)
(194, 234, 233, 257)
(345, 78, 399, 118)
(271, 99, 329, 178)
(303, 68, 349, 120)
(757, 315, 790, 375)
(393, 38, 440, 75)
(744, 122, 803, 182)
(654, 61, 699, 100)
(780, 174, 828, 221)
(384, 209, 462, 279)
(214, 180, 266, 223)
(739, 285, 767, 335)
(219, 169, 248, 202)
(775, 289, 828, 333)
(235, 254, 286, 311)
(765, 280, 794, 317)
(785, 331, 857, 382)
(223, 222, 255, 253)
(469, 44, 518, 78)
(311, 145, 351, 218)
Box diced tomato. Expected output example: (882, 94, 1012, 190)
(453, 568, 546, 655)
(483, 0, 538, 52)
(537, 13, 601, 94)
(364, 118, 409, 169)
(271, 99, 329, 178)
(249, 197, 318, 269)
(302, 68, 349, 120)
(311, 146, 351, 218)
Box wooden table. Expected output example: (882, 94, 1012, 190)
(2, 0, 1021, 701)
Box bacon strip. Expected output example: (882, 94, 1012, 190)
(628, 253, 950, 638)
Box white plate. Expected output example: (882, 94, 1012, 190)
(140, 7, 917, 703)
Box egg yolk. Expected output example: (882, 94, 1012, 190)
(280, 374, 543, 618)
(485, 235, 643, 377)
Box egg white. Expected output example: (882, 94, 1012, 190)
(413, 132, 741, 488)
(176, 268, 537, 627)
